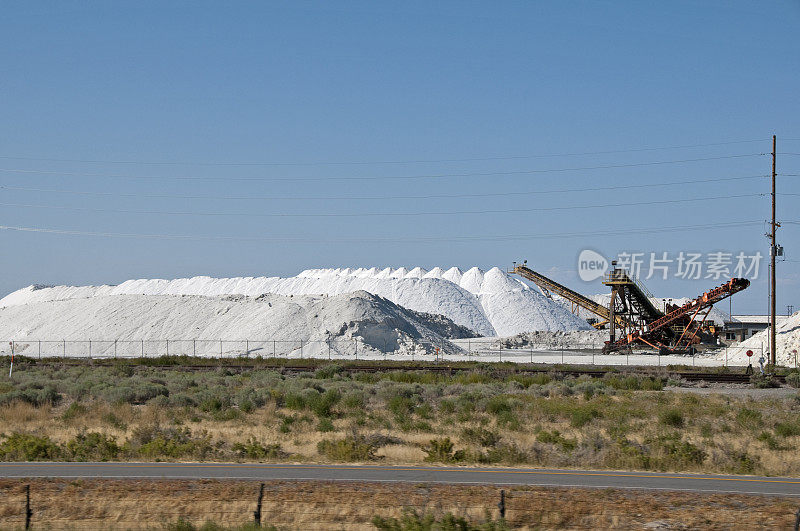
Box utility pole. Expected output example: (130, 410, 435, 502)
(770, 135, 777, 366)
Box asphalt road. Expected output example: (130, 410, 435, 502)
(1, 462, 799, 496)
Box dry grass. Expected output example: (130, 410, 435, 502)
(0, 478, 797, 530)
(3, 366, 800, 476)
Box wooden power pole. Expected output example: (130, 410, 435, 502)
(770, 135, 777, 366)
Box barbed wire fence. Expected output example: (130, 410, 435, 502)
(3, 482, 797, 529)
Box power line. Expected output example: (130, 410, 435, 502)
(0, 220, 767, 243)
(0, 139, 770, 167)
(0, 174, 768, 202)
(0, 153, 765, 182)
(0, 193, 763, 219)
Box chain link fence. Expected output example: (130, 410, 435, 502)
(0, 338, 783, 367)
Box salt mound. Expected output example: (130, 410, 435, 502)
(0, 266, 593, 336)
(720, 311, 800, 366)
(0, 291, 472, 357)
(424, 267, 445, 279)
(443, 267, 463, 284)
(459, 267, 485, 294)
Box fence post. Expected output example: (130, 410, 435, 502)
(246, 340, 249, 357)
(253, 482, 265, 526)
(300, 340, 303, 359)
(497, 489, 505, 519)
(62, 339, 66, 361)
(354, 338, 358, 360)
(141, 339, 144, 358)
(499, 342, 502, 363)
(114, 339, 117, 359)
(220, 340, 223, 359)
(24, 484, 32, 530)
(328, 340, 331, 360)
(273, 340, 276, 358)
(88, 339, 91, 359)
(38, 340, 41, 360)
(166, 339, 169, 357)
(193, 339, 196, 357)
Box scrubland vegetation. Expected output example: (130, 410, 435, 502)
(1, 362, 800, 476)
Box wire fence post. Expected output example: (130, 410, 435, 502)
(300, 339, 304, 359)
(273, 340, 276, 359)
(220, 340, 223, 360)
(62, 339, 66, 361)
(166, 339, 169, 357)
(114, 339, 117, 359)
(499, 342, 502, 363)
(38, 340, 41, 360)
(498, 489, 505, 520)
(25, 484, 32, 530)
(794, 507, 800, 531)
(88, 339, 91, 359)
(354, 338, 358, 360)
(245, 340, 249, 357)
(141, 339, 144, 359)
(253, 482, 265, 527)
(328, 340, 331, 360)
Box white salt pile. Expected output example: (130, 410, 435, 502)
(0, 266, 591, 337)
(0, 291, 472, 357)
(718, 311, 800, 366)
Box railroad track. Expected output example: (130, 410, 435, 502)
(7, 359, 784, 384)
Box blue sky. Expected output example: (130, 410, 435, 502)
(1, 1, 798, 314)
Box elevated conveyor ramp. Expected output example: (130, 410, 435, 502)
(510, 264, 631, 329)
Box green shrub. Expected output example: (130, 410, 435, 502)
(0, 385, 61, 406)
(757, 431, 786, 450)
(750, 375, 780, 389)
(736, 408, 763, 430)
(570, 406, 602, 428)
(461, 427, 500, 448)
(308, 389, 340, 418)
(0, 433, 61, 461)
(104, 380, 168, 404)
(314, 364, 343, 379)
(284, 392, 307, 411)
(372, 509, 510, 531)
(66, 432, 121, 461)
(62, 402, 88, 421)
(231, 439, 284, 460)
(317, 436, 377, 461)
(317, 418, 335, 432)
(102, 412, 128, 430)
(774, 422, 800, 438)
(786, 372, 800, 388)
(485, 396, 512, 416)
(659, 409, 684, 428)
(342, 391, 366, 410)
(652, 435, 705, 467)
(423, 437, 462, 463)
(536, 430, 576, 452)
(130, 425, 213, 459)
